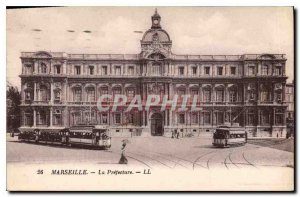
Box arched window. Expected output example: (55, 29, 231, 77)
(24, 89, 32, 101)
(73, 87, 82, 102)
(113, 87, 122, 97)
(203, 86, 211, 102)
(261, 84, 271, 102)
(86, 87, 95, 101)
(127, 88, 135, 99)
(228, 85, 238, 103)
(215, 85, 224, 102)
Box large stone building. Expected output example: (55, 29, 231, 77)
(285, 82, 294, 137)
(19, 10, 288, 137)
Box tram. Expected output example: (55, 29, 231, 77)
(18, 125, 111, 149)
(61, 125, 111, 149)
(212, 125, 247, 147)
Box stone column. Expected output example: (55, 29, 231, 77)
(34, 82, 37, 101)
(64, 79, 68, 103)
(21, 82, 25, 101)
(34, 61, 38, 74)
(225, 84, 228, 103)
(50, 82, 54, 104)
(33, 108, 36, 127)
(63, 60, 67, 75)
(50, 108, 53, 127)
(212, 84, 215, 103)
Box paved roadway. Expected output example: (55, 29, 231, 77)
(7, 135, 294, 170)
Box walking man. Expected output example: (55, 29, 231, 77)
(119, 140, 128, 164)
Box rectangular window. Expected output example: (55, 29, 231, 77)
(261, 112, 270, 125)
(262, 65, 268, 75)
(192, 67, 197, 75)
(216, 112, 224, 125)
(115, 113, 121, 124)
(53, 115, 62, 125)
(115, 66, 121, 75)
(191, 113, 198, 124)
(25, 64, 32, 74)
(248, 66, 255, 75)
(179, 67, 184, 75)
(230, 67, 236, 75)
(179, 114, 185, 124)
(75, 66, 81, 75)
(248, 111, 255, 125)
(204, 67, 210, 75)
(55, 65, 61, 74)
(275, 114, 283, 125)
(217, 67, 223, 75)
(128, 113, 134, 124)
(41, 64, 47, 74)
(102, 113, 108, 124)
(89, 66, 94, 75)
(128, 66, 134, 75)
(229, 91, 237, 102)
(24, 113, 33, 126)
(152, 65, 161, 75)
(275, 66, 282, 75)
(261, 91, 270, 102)
(203, 112, 211, 124)
(102, 66, 108, 75)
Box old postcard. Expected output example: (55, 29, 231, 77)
(6, 6, 294, 191)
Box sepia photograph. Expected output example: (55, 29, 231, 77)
(6, 6, 294, 191)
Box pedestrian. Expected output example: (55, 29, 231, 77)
(176, 130, 179, 139)
(119, 140, 128, 164)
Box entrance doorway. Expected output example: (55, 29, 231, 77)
(150, 113, 163, 136)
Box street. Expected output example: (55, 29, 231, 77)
(7, 135, 294, 170)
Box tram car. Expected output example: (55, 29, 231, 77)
(212, 125, 247, 147)
(61, 125, 111, 149)
(17, 125, 111, 150)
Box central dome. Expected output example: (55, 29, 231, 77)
(142, 29, 171, 42)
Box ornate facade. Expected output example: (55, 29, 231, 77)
(19, 10, 288, 137)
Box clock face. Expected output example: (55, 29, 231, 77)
(153, 19, 159, 25)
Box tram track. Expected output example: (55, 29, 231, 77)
(126, 151, 173, 169)
(192, 150, 217, 170)
(139, 151, 189, 169)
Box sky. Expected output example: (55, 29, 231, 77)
(6, 7, 294, 89)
